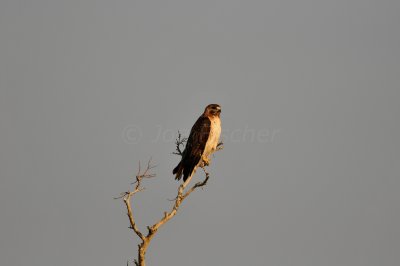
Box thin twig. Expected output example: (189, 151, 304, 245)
(216, 141, 224, 151)
(172, 131, 187, 156)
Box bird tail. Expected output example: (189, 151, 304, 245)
(181, 156, 200, 182)
(173, 162, 184, 180)
(174, 156, 200, 182)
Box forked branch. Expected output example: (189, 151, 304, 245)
(118, 134, 221, 266)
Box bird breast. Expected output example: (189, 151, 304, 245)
(204, 117, 221, 156)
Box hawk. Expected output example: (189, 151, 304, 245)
(173, 104, 222, 182)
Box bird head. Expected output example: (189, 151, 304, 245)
(204, 104, 221, 117)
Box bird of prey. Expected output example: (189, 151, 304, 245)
(173, 104, 222, 182)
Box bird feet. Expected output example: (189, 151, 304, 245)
(202, 155, 211, 166)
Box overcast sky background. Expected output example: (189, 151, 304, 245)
(1, 1, 399, 266)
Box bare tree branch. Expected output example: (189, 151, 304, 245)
(123, 189, 145, 241)
(118, 133, 222, 266)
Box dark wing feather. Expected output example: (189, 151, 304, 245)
(174, 115, 211, 181)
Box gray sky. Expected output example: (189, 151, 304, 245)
(1, 1, 399, 266)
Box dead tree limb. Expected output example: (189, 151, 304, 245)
(117, 134, 222, 266)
